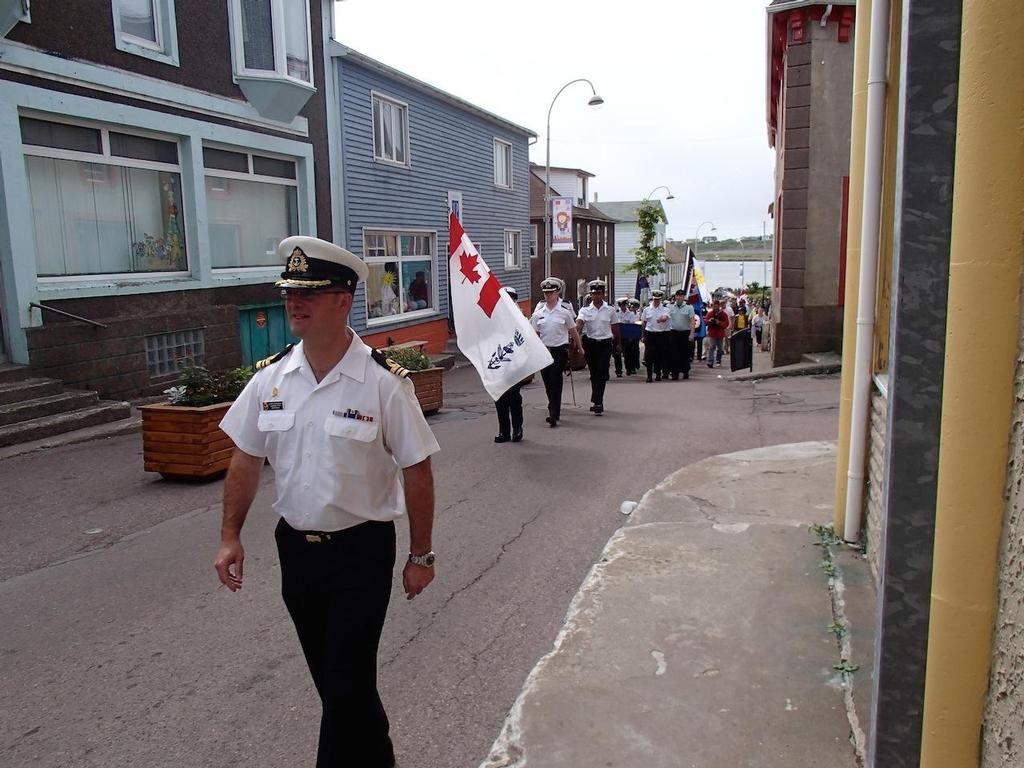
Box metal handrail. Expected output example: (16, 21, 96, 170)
(29, 302, 108, 329)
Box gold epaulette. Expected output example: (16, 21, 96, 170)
(255, 344, 294, 371)
(371, 348, 410, 378)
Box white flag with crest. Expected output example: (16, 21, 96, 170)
(448, 212, 553, 400)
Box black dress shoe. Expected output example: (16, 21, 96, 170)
(593, 404, 603, 415)
(512, 430, 523, 442)
(589, 405, 596, 412)
(683, 372, 689, 380)
(494, 434, 510, 443)
(546, 416, 558, 427)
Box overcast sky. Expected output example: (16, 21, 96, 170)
(333, 0, 775, 242)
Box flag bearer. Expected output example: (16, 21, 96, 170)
(493, 287, 525, 443)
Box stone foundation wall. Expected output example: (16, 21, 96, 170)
(981, 304, 1024, 766)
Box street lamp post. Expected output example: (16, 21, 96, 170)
(544, 78, 604, 281)
(641, 186, 674, 292)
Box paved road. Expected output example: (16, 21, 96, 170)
(0, 360, 839, 767)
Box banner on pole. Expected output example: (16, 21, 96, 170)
(448, 213, 553, 400)
(550, 197, 575, 251)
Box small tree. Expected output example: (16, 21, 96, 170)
(624, 202, 667, 281)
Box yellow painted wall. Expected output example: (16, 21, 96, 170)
(920, 0, 1024, 764)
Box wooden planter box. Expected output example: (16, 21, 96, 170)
(407, 367, 443, 414)
(139, 402, 235, 480)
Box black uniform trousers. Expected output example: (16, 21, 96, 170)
(495, 382, 524, 437)
(582, 336, 613, 406)
(540, 344, 568, 421)
(276, 518, 397, 768)
(623, 338, 641, 374)
(612, 344, 624, 376)
(668, 330, 692, 378)
(643, 331, 669, 380)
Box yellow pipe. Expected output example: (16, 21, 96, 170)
(920, 0, 1024, 764)
(833, 0, 871, 532)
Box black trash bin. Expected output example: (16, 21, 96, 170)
(730, 327, 753, 372)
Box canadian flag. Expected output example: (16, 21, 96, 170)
(448, 213, 552, 400)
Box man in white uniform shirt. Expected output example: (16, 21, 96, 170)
(640, 289, 672, 382)
(214, 236, 439, 768)
(575, 279, 620, 415)
(531, 277, 582, 427)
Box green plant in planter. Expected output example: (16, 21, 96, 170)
(164, 365, 253, 407)
(384, 347, 433, 371)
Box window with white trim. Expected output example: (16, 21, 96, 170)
(603, 225, 610, 256)
(372, 93, 409, 166)
(203, 146, 299, 269)
(21, 116, 187, 278)
(493, 139, 512, 188)
(364, 231, 435, 323)
(231, 0, 312, 83)
(504, 230, 521, 270)
(530, 224, 538, 258)
(585, 224, 591, 257)
(112, 0, 179, 66)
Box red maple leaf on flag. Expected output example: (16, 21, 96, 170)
(459, 251, 482, 284)
(477, 273, 502, 317)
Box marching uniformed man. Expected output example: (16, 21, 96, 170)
(214, 236, 439, 768)
(612, 296, 629, 377)
(530, 277, 582, 427)
(640, 289, 671, 382)
(575, 279, 620, 415)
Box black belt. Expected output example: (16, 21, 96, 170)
(278, 518, 390, 544)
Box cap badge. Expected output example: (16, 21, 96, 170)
(287, 247, 309, 273)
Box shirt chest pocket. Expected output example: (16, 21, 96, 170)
(323, 417, 379, 474)
(257, 411, 295, 432)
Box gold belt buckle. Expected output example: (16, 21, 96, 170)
(304, 534, 322, 543)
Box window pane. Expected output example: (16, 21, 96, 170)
(27, 156, 186, 276)
(252, 155, 296, 179)
(207, 178, 298, 268)
(110, 132, 178, 164)
(203, 147, 249, 172)
(240, 0, 275, 71)
(20, 118, 101, 153)
(282, 0, 310, 82)
(117, 0, 158, 43)
(382, 103, 394, 160)
(367, 262, 401, 319)
(404, 260, 432, 311)
(372, 99, 383, 158)
(394, 109, 406, 164)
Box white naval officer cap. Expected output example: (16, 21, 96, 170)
(276, 236, 369, 292)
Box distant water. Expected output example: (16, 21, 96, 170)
(700, 260, 773, 293)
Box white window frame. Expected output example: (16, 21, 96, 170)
(504, 229, 521, 270)
(447, 190, 463, 222)
(112, 0, 180, 67)
(493, 138, 512, 189)
(203, 143, 300, 273)
(362, 227, 437, 327)
(530, 224, 538, 258)
(371, 92, 411, 167)
(21, 114, 188, 282)
(603, 225, 610, 257)
(229, 0, 313, 85)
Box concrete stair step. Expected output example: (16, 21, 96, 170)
(0, 363, 32, 385)
(0, 377, 64, 406)
(0, 390, 99, 427)
(0, 401, 132, 448)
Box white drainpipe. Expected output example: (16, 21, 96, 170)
(844, 0, 890, 542)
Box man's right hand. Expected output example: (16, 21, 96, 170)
(214, 539, 245, 591)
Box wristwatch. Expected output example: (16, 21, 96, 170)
(408, 551, 436, 567)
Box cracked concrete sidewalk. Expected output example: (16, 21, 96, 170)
(480, 441, 874, 768)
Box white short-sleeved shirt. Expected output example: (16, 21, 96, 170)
(640, 303, 672, 332)
(617, 308, 639, 324)
(531, 302, 577, 346)
(219, 335, 440, 532)
(577, 302, 619, 340)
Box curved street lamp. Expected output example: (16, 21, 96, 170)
(644, 185, 675, 201)
(693, 220, 716, 254)
(544, 78, 604, 280)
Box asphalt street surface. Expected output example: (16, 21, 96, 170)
(0, 357, 839, 767)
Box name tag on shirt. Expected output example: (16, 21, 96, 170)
(262, 401, 284, 411)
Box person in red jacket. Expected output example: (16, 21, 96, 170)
(704, 299, 730, 368)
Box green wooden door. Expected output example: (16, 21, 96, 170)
(239, 304, 296, 367)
